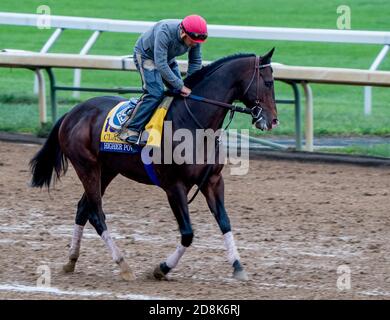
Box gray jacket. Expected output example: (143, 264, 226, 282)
(134, 19, 202, 90)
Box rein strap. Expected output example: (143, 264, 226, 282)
(186, 94, 253, 115)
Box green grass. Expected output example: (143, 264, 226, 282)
(0, 0, 389, 143)
(321, 144, 390, 158)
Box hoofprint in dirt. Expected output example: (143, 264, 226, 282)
(0, 141, 389, 299)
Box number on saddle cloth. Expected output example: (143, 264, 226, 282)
(108, 97, 139, 130)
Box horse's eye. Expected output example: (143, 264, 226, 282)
(265, 81, 274, 88)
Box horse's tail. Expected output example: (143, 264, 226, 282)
(29, 114, 68, 189)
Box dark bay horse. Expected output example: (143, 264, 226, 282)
(30, 50, 278, 281)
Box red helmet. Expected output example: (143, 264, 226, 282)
(181, 15, 208, 43)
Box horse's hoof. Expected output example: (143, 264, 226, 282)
(120, 270, 136, 281)
(153, 265, 168, 281)
(62, 261, 76, 273)
(233, 269, 249, 281)
(119, 260, 135, 281)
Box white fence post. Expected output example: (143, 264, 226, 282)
(35, 69, 46, 123)
(364, 44, 389, 115)
(33, 27, 62, 94)
(72, 30, 101, 98)
(302, 82, 313, 152)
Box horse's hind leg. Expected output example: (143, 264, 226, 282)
(201, 173, 248, 281)
(62, 193, 89, 273)
(64, 161, 134, 280)
(63, 169, 119, 273)
(86, 167, 134, 281)
(63, 170, 117, 273)
(63, 170, 117, 272)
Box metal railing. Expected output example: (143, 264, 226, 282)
(1, 11, 389, 115)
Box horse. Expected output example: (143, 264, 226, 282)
(29, 49, 278, 282)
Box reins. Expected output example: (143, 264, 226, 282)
(184, 93, 253, 115)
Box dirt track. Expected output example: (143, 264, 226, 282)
(0, 141, 389, 299)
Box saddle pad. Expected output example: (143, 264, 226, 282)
(99, 96, 174, 154)
(99, 99, 140, 154)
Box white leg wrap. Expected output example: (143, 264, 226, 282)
(69, 224, 84, 259)
(166, 244, 186, 269)
(223, 231, 240, 265)
(101, 230, 123, 263)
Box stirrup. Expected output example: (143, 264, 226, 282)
(117, 127, 139, 142)
(116, 116, 132, 136)
(124, 133, 141, 145)
(117, 128, 131, 141)
(129, 131, 146, 146)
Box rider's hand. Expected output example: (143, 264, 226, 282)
(180, 86, 192, 97)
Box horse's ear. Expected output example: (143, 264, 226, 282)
(261, 47, 275, 64)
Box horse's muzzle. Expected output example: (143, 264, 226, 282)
(255, 118, 279, 131)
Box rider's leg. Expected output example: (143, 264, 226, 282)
(119, 54, 165, 144)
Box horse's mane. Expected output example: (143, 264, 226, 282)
(184, 53, 256, 87)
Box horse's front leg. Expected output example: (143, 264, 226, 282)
(201, 173, 248, 281)
(154, 182, 192, 280)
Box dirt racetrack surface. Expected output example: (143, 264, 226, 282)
(0, 141, 389, 299)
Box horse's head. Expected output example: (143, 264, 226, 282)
(239, 48, 279, 131)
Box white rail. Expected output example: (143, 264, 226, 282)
(1, 11, 389, 115)
(1, 12, 390, 44)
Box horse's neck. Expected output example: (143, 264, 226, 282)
(185, 62, 242, 130)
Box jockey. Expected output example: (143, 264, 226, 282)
(118, 14, 208, 145)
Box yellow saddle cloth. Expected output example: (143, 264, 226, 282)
(144, 96, 173, 147)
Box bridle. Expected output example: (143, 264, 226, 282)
(241, 55, 271, 124)
(172, 55, 272, 129)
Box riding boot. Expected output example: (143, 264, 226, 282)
(118, 93, 162, 144)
